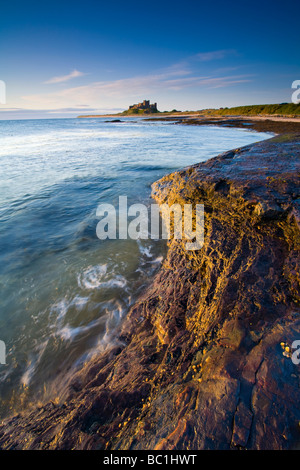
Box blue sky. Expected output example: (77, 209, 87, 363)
(1, 0, 299, 118)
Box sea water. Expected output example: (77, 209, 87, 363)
(0, 117, 272, 416)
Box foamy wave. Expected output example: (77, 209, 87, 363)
(56, 317, 105, 341)
(77, 264, 108, 289)
(137, 240, 153, 258)
(84, 301, 125, 358)
(49, 295, 90, 322)
(21, 340, 49, 387)
(77, 264, 127, 290)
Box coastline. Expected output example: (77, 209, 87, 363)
(78, 112, 300, 135)
(143, 114, 300, 135)
(0, 130, 299, 449)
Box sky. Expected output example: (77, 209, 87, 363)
(0, 0, 299, 119)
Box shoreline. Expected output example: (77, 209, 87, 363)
(78, 112, 300, 135)
(0, 132, 299, 449)
(143, 114, 300, 135)
(77, 112, 300, 122)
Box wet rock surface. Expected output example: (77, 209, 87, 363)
(180, 118, 300, 134)
(0, 134, 299, 450)
(145, 115, 300, 134)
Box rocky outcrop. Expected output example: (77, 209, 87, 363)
(0, 134, 299, 450)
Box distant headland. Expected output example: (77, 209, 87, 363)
(77, 101, 300, 133)
(77, 102, 300, 119)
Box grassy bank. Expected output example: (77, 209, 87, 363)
(202, 103, 300, 117)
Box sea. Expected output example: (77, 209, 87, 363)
(0, 117, 272, 416)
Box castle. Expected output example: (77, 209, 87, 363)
(129, 100, 157, 112)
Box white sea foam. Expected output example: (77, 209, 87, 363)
(77, 264, 127, 290)
(137, 240, 153, 258)
(50, 295, 90, 322)
(21, 340, 49, 387)
(84, 301, 125, 359)
(56, 316, 105, 341)
(77, 264, 108, 289)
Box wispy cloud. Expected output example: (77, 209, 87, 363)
(23, 72, 253, 108)
(44, 69, 86, 84)
(19, 52, 252, 111)
(194, 49, 238, 62)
